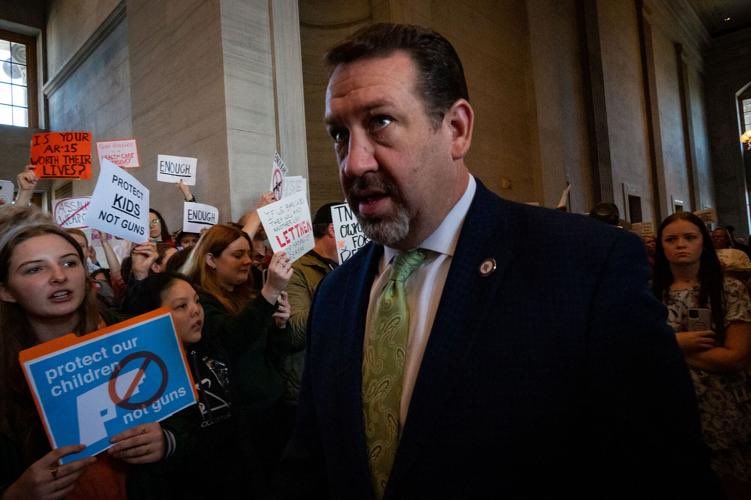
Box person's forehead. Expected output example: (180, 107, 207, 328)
(226, 237, 249, 250)
(13, 234, 78, 260)
(325, 52, 419, 116)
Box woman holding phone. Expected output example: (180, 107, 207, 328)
(653, 212, 751, 499)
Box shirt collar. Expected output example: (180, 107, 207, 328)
(384, 174, 476, 264)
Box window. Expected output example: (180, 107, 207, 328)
(0, 30, 36, 127)
(743, 98, 751, 133)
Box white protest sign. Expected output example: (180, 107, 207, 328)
(157, 154, 197, 186)
(257, 190, 314, 263)
(54, 197, 91, 229)
(96, 139, 140, 168)
(182, 202, 219, 233)
(85, 159, 150, 243)
(0, 179, 13, 204)
(284, 176, 306, 198)
(19, 309, 196, 465)
(270, 152, 288, 200)
(331, 203, 370, 264)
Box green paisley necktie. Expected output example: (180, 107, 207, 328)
(362, 248, 428, 498)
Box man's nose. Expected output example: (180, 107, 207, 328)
(342, 133, 377, 178)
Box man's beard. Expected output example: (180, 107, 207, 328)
(345, 174, 410, 247)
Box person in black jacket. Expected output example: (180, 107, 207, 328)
(123, 272, 263, 498)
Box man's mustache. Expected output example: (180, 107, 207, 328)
(345, 174, 401, 205)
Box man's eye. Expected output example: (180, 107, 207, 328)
(370, 116, 393, 131)
(330, 127, 349, 145)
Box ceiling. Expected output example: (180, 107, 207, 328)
(687, 0, 751, 37)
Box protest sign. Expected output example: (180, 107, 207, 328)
(257, 190, 314, 262)
(284, 176, 307, 198)
(694, 207, 718, 225)
(96, 139, 140, 168)
(269, 152, 288, 200)
(54, 197, 91, 229)
(0, 180, 13, 205)
(157, 155, 197, 185)
(182, 202, 219, 233)
(85, 159, 150, 243)
(331, 203, 370, 264)
(19, 309, 197, 464)
(30, 132, 92, 179)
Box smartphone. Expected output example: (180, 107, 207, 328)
(687, 307, 712, 331)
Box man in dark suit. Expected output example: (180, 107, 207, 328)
(280, 23, 720, 499)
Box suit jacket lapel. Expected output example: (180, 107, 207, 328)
(386, 182, 514, 493)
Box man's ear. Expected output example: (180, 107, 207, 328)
(0, 284, 17, 303)
(445, 99, 474, 160)
(327, 223, 335, 239)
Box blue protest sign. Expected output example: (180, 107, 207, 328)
(19, 309, 197, 464)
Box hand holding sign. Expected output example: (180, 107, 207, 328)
(5, 444, 95, 500)
(19, 310, 197, 465)
(30, 132, 92, 179)
(262, 253, 294, 305)
(108, 422, 165, 463)
(17, 164, 38, 190)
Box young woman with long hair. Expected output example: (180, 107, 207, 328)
(123, 272, 262, 498)
(182, 223, 293, 487)
(653, 212, 751, 499)
(0, 207, 166, 500)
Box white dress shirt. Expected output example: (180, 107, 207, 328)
(364, 175, 477, 425)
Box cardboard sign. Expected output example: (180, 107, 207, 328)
(85, 159, 150, 243)
(331, 203, 370, 264)
(269, 152, 288, 200)
(630, 222, 655, 238)
(182, 202, 219, 233)
(96, 139, 140, 168)
(19, 309, 197, 464)
(284, 176, 306, 198)
(257, 190, 314, 262)
(30, 132, 92, 179)
(0, 179, 13, 205)
(694, 207, 718, 225)
(54, 197, 91, 229)
(157, 155, 197, 186)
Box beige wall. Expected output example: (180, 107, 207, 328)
(598, 0, 654, 222)
(528, 0, 592, 213)
(47, 17, 132, 198)
(127, 0, 230, 231)
(47, 0, 122, 76)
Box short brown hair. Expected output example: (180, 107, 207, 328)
(326, 23, 469, 127)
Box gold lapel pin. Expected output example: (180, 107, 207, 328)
(478, 258, 496, 277)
